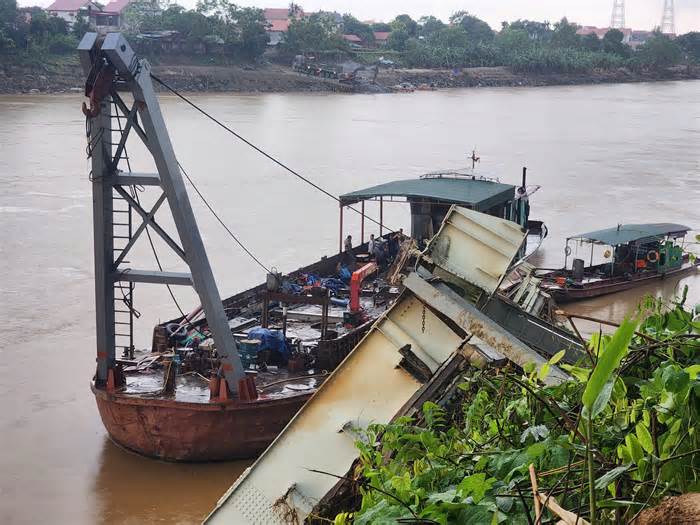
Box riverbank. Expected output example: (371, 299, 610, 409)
(1, 55, 698, 94)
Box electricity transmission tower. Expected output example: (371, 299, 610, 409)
(660, 0, 675, 34)
(610, 0, 625, 28)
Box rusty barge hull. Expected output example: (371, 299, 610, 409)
(93, 382, 312, 461)
(547, 262, 699, 303)
(95, 241, 381, 463)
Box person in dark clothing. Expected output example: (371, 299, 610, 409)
(375, 240, 389, 270)
(344, 235, 355, 264)
(388, 233, 399, 261)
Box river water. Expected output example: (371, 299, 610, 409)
(0, 81, 698, 524)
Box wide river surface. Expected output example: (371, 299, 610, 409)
(1, 81, 699, 524)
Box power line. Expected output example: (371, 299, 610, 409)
(150, 73, 393, 232)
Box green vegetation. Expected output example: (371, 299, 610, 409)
(280, 11, 697, 74)
(1, 0, 699, 73)
(0, 0, 271, 62)
(334, 292, 700, 524)
(282, 12, 344, 56)
(677, 32, 700, 63)
(124, 0, 269, 61)
(0, 0, 83, 55)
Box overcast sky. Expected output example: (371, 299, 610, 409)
(27, 0, 700, 34)
(254, 0, 700, 33)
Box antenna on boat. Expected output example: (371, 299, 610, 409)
(470, 149, 480, 170)
(78, 33, 247, 397)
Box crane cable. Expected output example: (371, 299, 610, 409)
(177, 160, 271, 274)
(150, 73, 394, 232)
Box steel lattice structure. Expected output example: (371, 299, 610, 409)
(610, 0, 626, 29)
(661, 0, 675, 34)
(79, 33, 246, 394)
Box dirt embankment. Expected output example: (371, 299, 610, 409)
(632, 493, 700, 524)
(0, 59, 342, 94)
(377, 65, 700, 89)
(0, 57, 698, 95)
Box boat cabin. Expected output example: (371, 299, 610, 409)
(338, 171, 537, 248)
(564, 223, 691, 278)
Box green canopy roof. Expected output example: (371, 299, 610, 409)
(339, 177, 516, 211)
(569, 223, 691, 245)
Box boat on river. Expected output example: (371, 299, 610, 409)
(339, 168, 547, 263)
(537, 223, 698, 303)
(98, 170, 548, 461)
(80, 33, 550, 462)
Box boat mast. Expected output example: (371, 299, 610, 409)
(79, 33, 245, 395)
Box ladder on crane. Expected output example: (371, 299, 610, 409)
(79, 32, 246, 395)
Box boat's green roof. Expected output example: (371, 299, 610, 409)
(569, 223, 691, 245)
(339, 177, 515, 211)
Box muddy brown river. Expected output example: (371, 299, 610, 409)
(1, 81, 698, 524)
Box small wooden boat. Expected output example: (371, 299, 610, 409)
(538, 223, 698, 303)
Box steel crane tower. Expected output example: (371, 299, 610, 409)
(610, 0, 626, 29)
(661, 0, 675, 35)
(78, 33, 246, 395)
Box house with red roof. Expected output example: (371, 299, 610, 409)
(342, 33, 364, 48)
(373, 31, 390, 47)
(264, 6, 304, 46)
(100, 0, 134, 27)
(46, 0, 135, 28)
(46, 0, 103, 27)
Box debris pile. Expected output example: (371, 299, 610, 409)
(205, 206, 587, 524)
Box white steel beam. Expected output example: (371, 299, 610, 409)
(114, 270, 193, 286)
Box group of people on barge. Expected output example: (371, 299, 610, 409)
(343, 229, 404, 272)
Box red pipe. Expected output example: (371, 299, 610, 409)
(350, 262, 377, 312)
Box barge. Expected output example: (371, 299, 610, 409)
(538, 223, 698, 302)
(205, 206, 583, 524)
(80, 33, 550, 462)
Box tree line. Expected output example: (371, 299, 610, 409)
(0, 0, 270, 60)
(1, 0, 699, 73)
(0, 0, 89, 54)
(285, 11, 700, 73)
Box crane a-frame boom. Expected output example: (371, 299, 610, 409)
(78, 33, 246, 395)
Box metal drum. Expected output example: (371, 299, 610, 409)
(238, 339, 260, 369)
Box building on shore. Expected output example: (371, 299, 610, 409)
(373, 31, 390, 47)
(45, 0, 136, 29)
(101, 0, 139, 30)
(576, 25, 654, 48)
(342, 33, 363, 48)
(264, 7, 304, 46)
(46, 0, 103, 27)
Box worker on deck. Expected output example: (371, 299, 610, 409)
(344, 234, 355, 264)
(388, 232, 400, 261)
(375, 240, 389, 270)
(368, 234, 376, 260)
